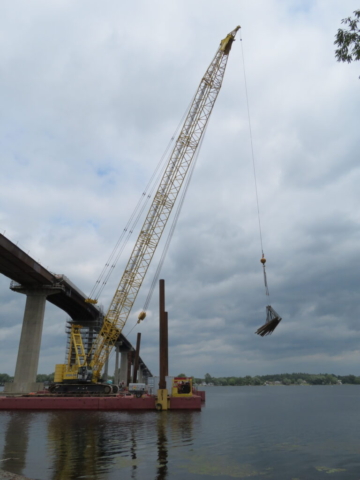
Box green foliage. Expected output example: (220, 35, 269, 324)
(0, 373, 13, 384)
(194, 372, 360, 386)
(2, 372, 359, 388)
(338, 374, 360, 384)
(1, 373, 56, 385)
(244, 376, 253, 386)
(177, 373, 187, 378)
(36, 373, 55, 383)
(334, 9, 360, 67)
(253, 376, 263, 386)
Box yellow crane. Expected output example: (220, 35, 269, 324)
(52, 26, 240, 394)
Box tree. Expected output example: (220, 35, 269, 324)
(334, 9, 360, 71)
(253, 376, 263, 386)
(204, 373, 212, 384)
(244, 376, 253, 386)
(324, 374, 338, 385)
(0, 373, 12, 384)
(177, 373, 187, 378)
(36, 373, 55, 383)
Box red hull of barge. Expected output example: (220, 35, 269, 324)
(194, 390, 206, 402)
(0, 395, 202, 411)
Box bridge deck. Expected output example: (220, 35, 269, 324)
(0, 234, 151, 377)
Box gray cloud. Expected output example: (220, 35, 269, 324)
(1, 0, 359, 378)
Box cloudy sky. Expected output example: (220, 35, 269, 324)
(1, 0, 359, 379)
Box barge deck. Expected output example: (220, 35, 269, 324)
(0, 394, 202, 411)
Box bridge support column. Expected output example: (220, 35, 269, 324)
(114, 343, 120, 385)
(142, 371, 149, 385)
(103, 356, 109, 382)
(119, 348, 130, 385)
(5, 285, 62, 394)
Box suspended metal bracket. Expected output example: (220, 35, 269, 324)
(255, 305, 282, 337)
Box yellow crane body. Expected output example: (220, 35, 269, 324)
(54, 26, 240, 393)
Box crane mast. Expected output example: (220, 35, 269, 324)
(57, 26, 240, 388)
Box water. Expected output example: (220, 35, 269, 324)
(1, 385, 360, 479)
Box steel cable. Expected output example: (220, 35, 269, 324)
(88, 98, 195, 302)
(239, 30, 270, 297)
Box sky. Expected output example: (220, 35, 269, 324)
(1, 0, 359, 379)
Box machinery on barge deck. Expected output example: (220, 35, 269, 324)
(50, 26, 241, 395)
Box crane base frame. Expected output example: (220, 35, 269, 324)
(48, 383, 118, 395)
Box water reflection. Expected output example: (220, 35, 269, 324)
(47, 412, 104, 480)
(48, 412, 194, 480)
(169, 410, 194, 447)
(130, 422, 138, 480)
(156, 413, 168, 480)
(0, 409, 196, 479)
(1, 412, 33, 476)
(46, 411, 195, 480)
(3, 387, 360, 479)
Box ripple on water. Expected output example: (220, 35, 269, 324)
(2, 387, 360, 479)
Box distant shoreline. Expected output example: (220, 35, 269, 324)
(194, 373, 360, 387)
(197, 383, 356, 387)
(2, 373, 360, 389)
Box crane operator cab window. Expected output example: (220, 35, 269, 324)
(178, 381, 191, 394)
(78, 366, 92, 382)
(172, 377, 193, 397)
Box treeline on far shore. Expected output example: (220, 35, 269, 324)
(0, 373, 54, 384)
(193, 373, 360, 386)
(2, 372, 360, 387)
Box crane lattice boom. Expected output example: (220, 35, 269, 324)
(87, 26, 240, 380)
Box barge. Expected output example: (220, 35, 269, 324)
(0, 393, 202, 411)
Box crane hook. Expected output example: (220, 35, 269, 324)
(260, 253, 269, 296)
(137, 311, 146, 324)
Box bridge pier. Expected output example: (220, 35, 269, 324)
(119, 348, 130, 386)
(103, 356, 109, 382)
(5, 285, 63, 394)
(0, 234, 153, 391)
(114, 343, 120, 385)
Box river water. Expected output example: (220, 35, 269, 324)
(0, 385, 360, 479)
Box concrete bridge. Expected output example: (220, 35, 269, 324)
(0, 233, 152, 393)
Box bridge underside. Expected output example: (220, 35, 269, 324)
(0, 234, 152, 393)
(0, 234, 99, 321)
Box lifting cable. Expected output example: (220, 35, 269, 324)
(239, 30, 282, 335)
(239, 30, 268, 297)
(143, 120, 208, 313)
(86, 98, 195, 304)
